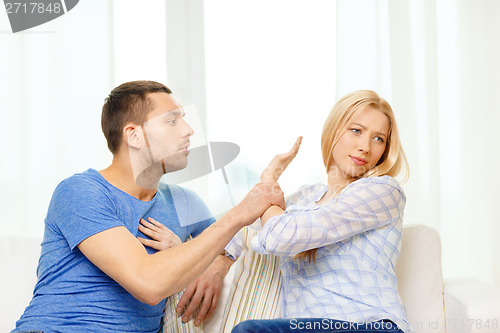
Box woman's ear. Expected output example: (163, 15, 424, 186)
(124, 123, 142, 149)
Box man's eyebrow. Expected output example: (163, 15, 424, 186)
(350, 122, 387, 137)
(162, 109, 185, 117)
(149, 109, 185, 122)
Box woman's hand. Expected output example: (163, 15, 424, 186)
(260, 136, 302, 183)
(137, 217, 182, 251)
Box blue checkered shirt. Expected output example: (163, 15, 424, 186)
(250, 176, 412, 332)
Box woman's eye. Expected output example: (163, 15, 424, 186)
(374, 136, 384, 143)
(350, 128, 361, 134)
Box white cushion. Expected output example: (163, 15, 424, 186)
(396, 225, 445, 333)
(444, 277, 500, 333)
(0, 236, 41, 333)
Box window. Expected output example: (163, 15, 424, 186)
(202, 0, 336, 215)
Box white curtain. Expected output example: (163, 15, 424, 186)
(0, 0, 114, 238)
(203, 0, 337, 216)
(334, 0, 500, 287)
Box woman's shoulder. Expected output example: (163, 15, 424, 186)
(354, 175, 401, 187)
(293, 183, 326, 196)
(344, 175, 405, 198)
(285, 183, 326, 205)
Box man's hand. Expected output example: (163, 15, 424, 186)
(230, 182, 286, 227)
(260, 136, 302, 183)
(176, 254, 234, 327)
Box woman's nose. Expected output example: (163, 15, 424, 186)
(357, 136, 370, 153)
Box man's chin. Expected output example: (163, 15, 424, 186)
(163, 159, 188, 174)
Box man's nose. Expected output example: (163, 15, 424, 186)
(183, 120, 194, 138)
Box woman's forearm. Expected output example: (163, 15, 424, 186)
(261, 205, 285, 225)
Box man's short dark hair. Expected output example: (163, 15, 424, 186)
(101, 80, 172, 154)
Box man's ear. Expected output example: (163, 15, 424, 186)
(124, 123, 143, 149)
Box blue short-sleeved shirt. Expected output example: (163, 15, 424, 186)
(13, 169, 215, 333)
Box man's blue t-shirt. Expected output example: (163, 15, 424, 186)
(13, 169, 215, 333)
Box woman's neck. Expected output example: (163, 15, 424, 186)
(316, 167, 355, 205)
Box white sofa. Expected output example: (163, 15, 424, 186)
(2, 225, 500, 333)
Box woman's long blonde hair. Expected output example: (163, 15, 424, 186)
(294, 90, 409, 263)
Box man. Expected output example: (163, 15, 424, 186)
(13, 81, 284, 332)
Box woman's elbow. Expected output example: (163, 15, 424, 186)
(260, 240, 292, 256)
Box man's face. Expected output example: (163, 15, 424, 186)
(140, 92, 194, 173)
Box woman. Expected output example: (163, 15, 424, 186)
(231, 90, 411, 333)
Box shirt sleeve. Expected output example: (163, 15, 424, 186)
(46, 175, 124, 250)
(223, 184, 321, 259)
(251, 176, 406, 256)
(224, 228, 244, 258)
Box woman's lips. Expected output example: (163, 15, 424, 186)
(350, 156, 367, 166)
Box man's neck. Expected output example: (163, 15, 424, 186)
(99, 157, 159, 202)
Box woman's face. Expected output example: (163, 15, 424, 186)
(330, 106, 390, 181)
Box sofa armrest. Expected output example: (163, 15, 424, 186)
(444, 278, 500, 333)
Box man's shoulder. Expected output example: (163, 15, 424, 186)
(57, 168, 104, 188)
(45, 169, 122, 240)
(52, 169, 114, 203)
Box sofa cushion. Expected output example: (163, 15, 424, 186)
(163, 291, 202, 332)
(0, 236, 41, 333)
(211, 226, 283, 333)
(395, 224, 445, 333)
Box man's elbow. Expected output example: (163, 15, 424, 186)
(141, 294, 164, 306)
(128, 277, 171, 306)
(132, 286, 166, 306)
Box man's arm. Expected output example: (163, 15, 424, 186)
(137, 216, 235, 326)
(176, 253, 234, 326)
(77, 182, 284, 306)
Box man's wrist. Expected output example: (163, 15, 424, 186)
(225, 205, 253, 229)
(215, 252, 235, 275)
(222, 250, 237, 261)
